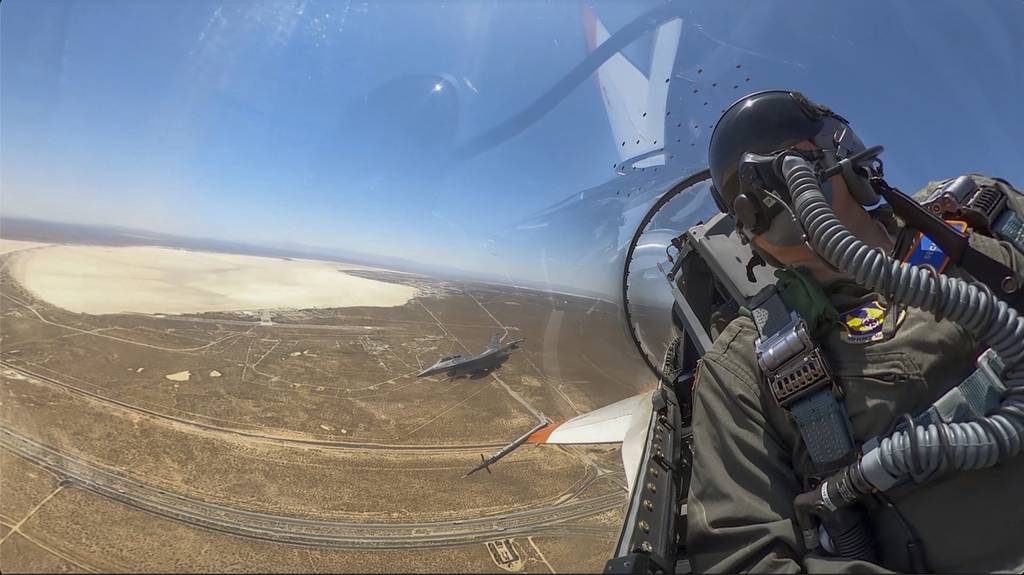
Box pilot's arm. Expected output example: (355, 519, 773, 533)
(685, 320, 892, 574)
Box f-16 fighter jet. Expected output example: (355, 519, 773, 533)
(417, 333, 524, 379)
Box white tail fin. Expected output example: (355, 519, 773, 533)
(583, 5, 682, 167)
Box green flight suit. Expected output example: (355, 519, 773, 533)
(686, 177, 1024, 573)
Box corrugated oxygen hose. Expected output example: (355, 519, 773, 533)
(781, 154, 1024, 484)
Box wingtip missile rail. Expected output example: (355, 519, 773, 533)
(462, 418, 551, 478)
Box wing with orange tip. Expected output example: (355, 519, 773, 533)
(528, 389, 655, 492)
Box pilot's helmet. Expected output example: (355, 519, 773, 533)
(708, 90, 874, 246)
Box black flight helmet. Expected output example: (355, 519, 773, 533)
(708, 91, 878, 246)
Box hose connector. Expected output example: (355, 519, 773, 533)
(792, 464, 878, 560)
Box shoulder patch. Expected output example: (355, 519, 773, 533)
(839, 300, 905, 344)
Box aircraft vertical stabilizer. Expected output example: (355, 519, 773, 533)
(582, 5, 681, 167)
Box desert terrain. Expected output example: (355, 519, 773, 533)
(6, 245, 418, 314)
(0, 238, 652, 573)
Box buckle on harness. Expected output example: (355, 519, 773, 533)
(753, 293, 856, 473)
(756, 316, 836, 408)
(924, 175, 1007, 235)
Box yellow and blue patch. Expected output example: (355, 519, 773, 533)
(839, 300, 905, 344)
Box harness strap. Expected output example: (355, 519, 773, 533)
(790, 390, 856, 467)
(913, 349, 1006, 427)
(752, 288, 857, 473)
(880, 180, 1024, 312)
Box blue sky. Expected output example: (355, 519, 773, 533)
(1, 1, 618, 268)
(3, 0, 1023, 293)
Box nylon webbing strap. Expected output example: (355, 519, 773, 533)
(754, 289, 857, 470)
(749, 286, 793, 336)
(881, 182, 1024, 312)
(790, 390, 856, 465)
(914, 349, 1006, 426)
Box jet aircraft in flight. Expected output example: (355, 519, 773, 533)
(417, 333, 524, 379)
